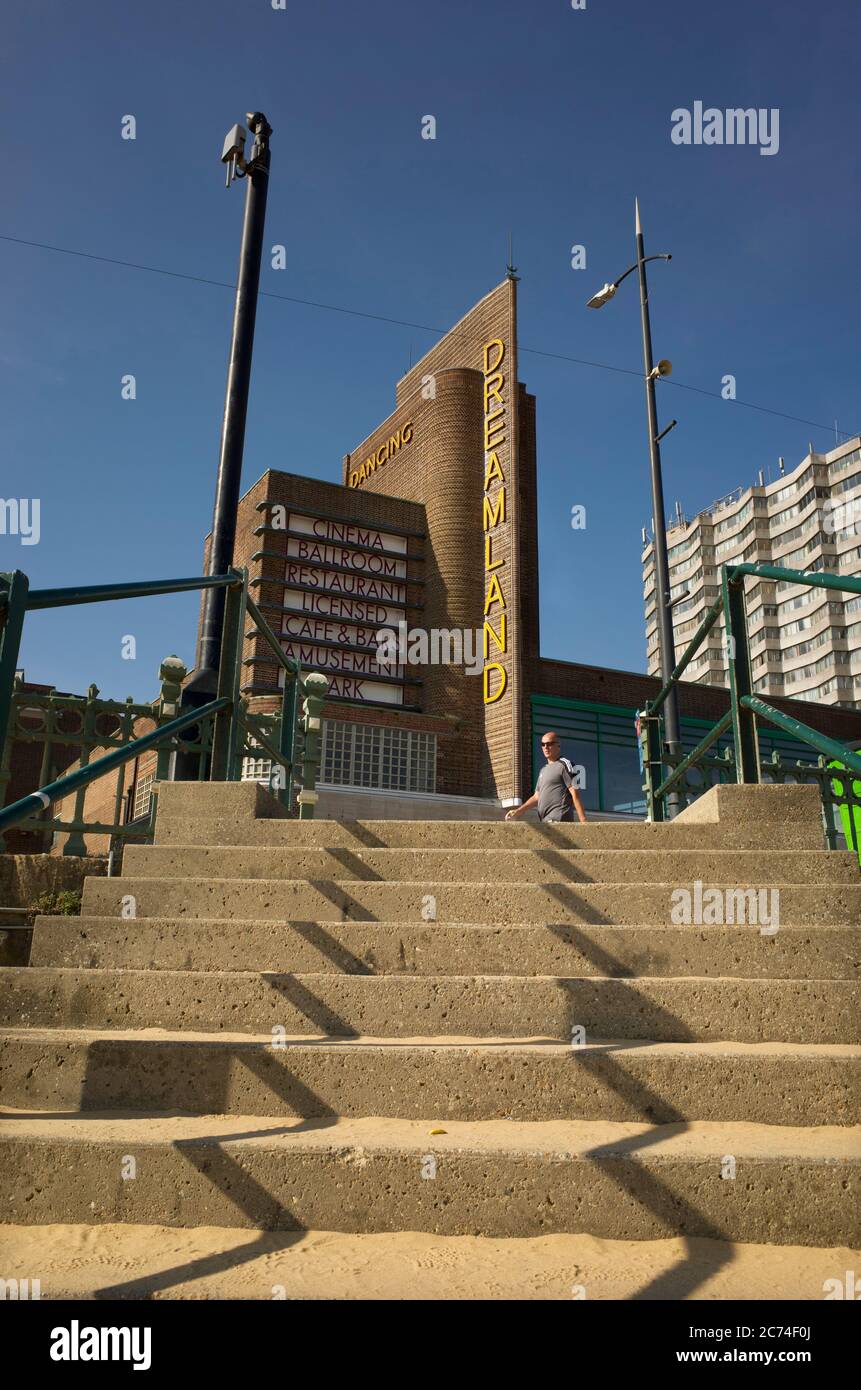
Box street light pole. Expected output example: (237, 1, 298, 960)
(586, 200, 681, 815)
(187, 111, 272, 695)
(634, 198, 682, 812)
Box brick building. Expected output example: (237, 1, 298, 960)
(4, 278, 860, 843)
(210, 276, 861, 817)
(0, 679, 90, 853)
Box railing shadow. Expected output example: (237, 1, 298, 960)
(535, 873, 738, 1293)
(77, 1031, 342, 1298)
(318, 848, 384, 881)
(93, 1230, 308, 1300)
(334, 821, 388, 849)
(49, 824, 800, 1299)
(263, 971, 359, 1037)
(305, 878, 380, 923)
(285, 920, 371, 974)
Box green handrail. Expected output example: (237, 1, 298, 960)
(641, 560, 861, 831)
(740, 694, 861, 776)
(728, 563, 861, 596)
(1, 563, 331, 839)
(19, 573, 240, 612)
(648, 592, 725, 715)
(0, 697, 230, 835)
(244, 593, 300, 677)
(652, 708, 734, 804)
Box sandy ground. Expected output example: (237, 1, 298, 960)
(3, 1224, 858, 1300)
(4, 1108, 859, 1157)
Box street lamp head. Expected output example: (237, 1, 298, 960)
(246, 112, 273, 138)
(586, 282, 618, 309)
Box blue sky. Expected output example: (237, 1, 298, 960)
(2, 0, 859, 700)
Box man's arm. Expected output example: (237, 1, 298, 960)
(559, 758, 587, 823)
(506, 791, 538, 820)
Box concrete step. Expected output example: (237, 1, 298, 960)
(28, 917, 861, 979)
(122, 844, 858, 884)
(153, 814, 823, 851)
(2, 1028, 857, 1126)
(3, 1222, 856, 1299)
(152, 780, 829, 850)
(1, 967, 857, 1041)
(2, 1112, 857, 1245)
(80, 876, 861, 925)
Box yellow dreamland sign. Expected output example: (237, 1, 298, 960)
(348, 421, 414, 488)
(482, 338, 507, 705)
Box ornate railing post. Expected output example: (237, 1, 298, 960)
(0, 572, 28, 747)
(61, 683, 100, 857)
(0, 672, 22, 853)
(296, 671, 329, 820)
(638, 708, 665, 822)
(722, 564, 760, 784)
(277, 668, 299, 809)
(210, 570, 246, 783)
(156, 654, 188, 777)
(150, 655, 188, 833)
(35, 691, 56, 849)
(110, 696, 136, 830)
(0, 572, 29, 844)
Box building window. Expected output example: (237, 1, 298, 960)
(321, 721, 436, 793)
(530, 695, 837, 820)
(132, 770, 155, 821)
(831, 447, 861, 476)
(240, 721, 437, 794)
(241, 756, 273, 783)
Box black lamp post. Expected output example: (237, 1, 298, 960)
(185, 111, 273, 697)
(587, 199, 682, 814)
(173, 113, 272, 783)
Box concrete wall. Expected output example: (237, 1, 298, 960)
(0, 853, 108, 965)
(313, 782, 637, 823)
(0, 853, 108, 910)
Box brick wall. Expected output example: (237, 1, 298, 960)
(200, 468, 453, 795)
(529, 653, 861, 741)
(2, 685, 88, 853)
(49, 718, 158, 856)
(190, 277, 861, 810)
(344, 278, 527, 801)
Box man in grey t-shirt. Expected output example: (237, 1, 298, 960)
(504, 731, 587, 823)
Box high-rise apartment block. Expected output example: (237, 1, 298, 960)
(643, 436, 861, 708)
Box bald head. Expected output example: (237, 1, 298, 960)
(540, 731, 561, 761)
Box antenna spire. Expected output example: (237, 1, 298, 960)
(506, 231, 517, 277)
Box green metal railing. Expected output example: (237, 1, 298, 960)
(0, 567, 330, 853)
(0, 672, 207, 855)
(638, 561, 861, 842)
